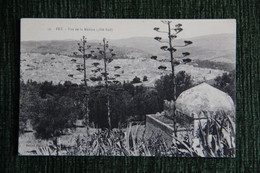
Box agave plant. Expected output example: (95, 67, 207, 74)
(171, 111, 235, 157)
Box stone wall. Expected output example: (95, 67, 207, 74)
(145, 114, 175, 147)
(145, 114, 194, 147)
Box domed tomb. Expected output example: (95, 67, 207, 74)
(175, 83, 235, 117)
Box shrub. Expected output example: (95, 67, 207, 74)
(32, 95, 78, 139)
(19, 81, 41, 133)
(172, 111, 235, 157)
(155, 71, 193, 109)
(131, 76, 141, 84)
(20, 81, 163, 134)
(143, 76, 148, 81)
(56, 124, 172, 156)
(214, 70, 235, 102)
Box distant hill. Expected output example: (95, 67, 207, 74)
(21, 33, 236, 73)
(110, 33, 236, 64)
(21, 40, 151, 59)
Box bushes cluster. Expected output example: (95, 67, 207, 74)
(20, 80, 162, 138)
(20, 81, 83, 139)
(214, 70, 235, 102)
(155, 71, 193, 110)
(20, 71, 193, 139)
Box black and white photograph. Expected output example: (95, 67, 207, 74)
(19, 19, 236, 157)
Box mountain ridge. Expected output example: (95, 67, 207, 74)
(21, 33, 235, 65)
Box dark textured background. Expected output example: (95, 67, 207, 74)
(0, 0, 259, 172)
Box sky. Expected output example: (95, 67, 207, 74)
(21, 19, 236, 41)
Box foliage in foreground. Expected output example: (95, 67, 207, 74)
(35, 124, 174, 156)
(172, 111, 235, 157)
(34, 110, 235, 157)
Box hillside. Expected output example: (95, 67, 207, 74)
(110, 33, 236, 65)
(20, 53, 226, 87)
(21, 33, 235, 64)
(20, 34, 235, 86)
(21, 40, 151, 59)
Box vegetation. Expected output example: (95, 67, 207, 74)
(153, 21, 193, 136)
(20, 80, 158, 138)
(20, 70, 193, 139)
(172, 111, 235, 157)
(155, 71, 193, 109)
(35, 124, 179, 156)
(131, 76, 142, 84)
(143, 76, 148, 82)
(20, 81, 81, 138)
(33, 110, 235, 157)
(19, 69, 235, 157)
(194, 59, 235, 72)
(20, 31, 235, 157)
(214, 70, 235, 102)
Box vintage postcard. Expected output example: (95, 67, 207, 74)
(19, 19, 236, 157)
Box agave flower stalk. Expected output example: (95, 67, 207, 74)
(98, 38, 117, 130)
(77, 36, 92, 127)
(153, 21, 193, 137)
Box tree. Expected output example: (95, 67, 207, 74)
(97, 38, 118, 129)
(39, 81, 53, 98)
(77, 37, 125, 129)
(175, 71, 193, 97)
(131, 89, 160, 121)
(143, 76, 148, 82)
(109, 88, 133, 128)
(214, 70, 235, 102)
(123, 82, 135, 96)
(88, 87, 109, 128)
(75, 36, 93, 127)
(131, 76, 141, 84)
(155, 71, 193, 109)
(19, 81, 41, 134)
(32, 95, 78, 139)
(153, 21, 193, 136)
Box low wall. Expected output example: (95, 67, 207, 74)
(145, 114, 193, 147)
(145, 114, 175, 147)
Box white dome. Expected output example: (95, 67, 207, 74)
(175, 83, 235, 117)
